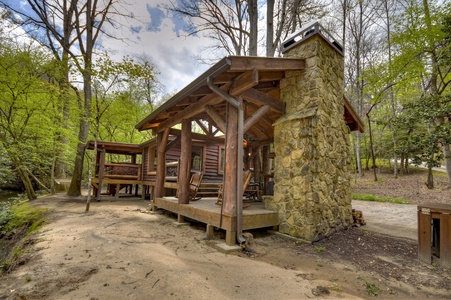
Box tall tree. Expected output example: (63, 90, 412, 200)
(0, 39, 58, 199)
(391, 0, 451, 187)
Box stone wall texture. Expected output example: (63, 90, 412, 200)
(270, 34, 353, 241)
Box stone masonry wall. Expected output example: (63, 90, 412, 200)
(270, 34, 353, 241)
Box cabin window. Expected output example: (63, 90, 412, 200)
(218, 145, 225, 174)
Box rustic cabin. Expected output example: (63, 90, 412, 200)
(89, 22, 364, 247)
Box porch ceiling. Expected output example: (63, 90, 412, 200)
(135, 55, 363, 145)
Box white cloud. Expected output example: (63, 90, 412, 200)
(101, 0, 213, 95)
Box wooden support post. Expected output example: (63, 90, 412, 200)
(262, 145, 269, 194)
(178, 119, 192, 204)
(97, 149, 106, 201)
(115, 184, 120, 199)
(155, 128, 170, 198)
(141, 184, 146, 200)
(226, 230, 237, 246)
(177, 214, 185, 223)
(150, 186, 157, 211)
(206, 224, 215, 240)
(223, 103, 238, 218)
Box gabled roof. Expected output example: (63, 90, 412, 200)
(136, 55, 363, 144)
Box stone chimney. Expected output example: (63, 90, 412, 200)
(271, 22, 353, 241)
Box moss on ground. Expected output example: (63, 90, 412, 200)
(0, 201, 47, 274)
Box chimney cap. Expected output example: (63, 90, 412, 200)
(281, 21, 343, 55)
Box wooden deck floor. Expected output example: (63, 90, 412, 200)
(154, 197, 279, 233)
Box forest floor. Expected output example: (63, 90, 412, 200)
(0, 167, 450, 299)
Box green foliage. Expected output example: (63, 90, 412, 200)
(352, 193, 409, 204)
(0, 202, 47, 237)
(315, 246, 325, 253)
(365, 280, 382, 296)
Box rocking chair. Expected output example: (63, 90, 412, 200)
(188, 172, 203, 201)
(216, 169, 252, 207)
(176, 171, 203, 201)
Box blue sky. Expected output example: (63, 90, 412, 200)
(101, 0, 213, 96)
(4, 0, 214, 98)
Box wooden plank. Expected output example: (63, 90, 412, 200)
(240, 88, 285, 114)
(178, 119, 192, 204)
(440, 214, 451, 267)
(418, 209, 432, 264)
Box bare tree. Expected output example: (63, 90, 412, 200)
(173, 0, 328, 58)
(172, 0, 250, 56)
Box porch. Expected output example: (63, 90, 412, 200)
(154, 196, 279, 245)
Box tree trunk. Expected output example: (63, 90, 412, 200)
(367, 115, 378, 181)
(248, 0, 258, 56)
(356, 132, 363, 176)
(426, 167, 434, 189)
(266, 0, 275, 57)
(11, 156, 37, 200)
(67, 0, 94, 196)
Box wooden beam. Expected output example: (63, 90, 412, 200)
(240, 88, 285, 114)
(168, 128, 224, 144)
(230, 57, 305, 72)
(230, 68, 259, 95)
(205, 105, 226, 133)
(244, 105, 271, 132)
(178, 119, 192, 204)
(154, 128, 170, 198)
(195, 119, 210, 136)
(157, 70, 259, 132)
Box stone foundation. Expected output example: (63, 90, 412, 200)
(270, 33, 353, 241)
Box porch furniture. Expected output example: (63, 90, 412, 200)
(418, 203, 451, 267)
(244, 182, 262, 201)
(188, 172, 204, 201)
(216, 170, 252, 206)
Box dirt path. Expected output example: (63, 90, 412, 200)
(352, 200, 418, 240)
(0, 195, 359, 299)
(0, 194, 449, 299)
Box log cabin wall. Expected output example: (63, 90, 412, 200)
(140, 139, 224, 183)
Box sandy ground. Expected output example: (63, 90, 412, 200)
(352, 200, 418, 240)
(0, 194, 361, 300)
(0, 194, 447, 299)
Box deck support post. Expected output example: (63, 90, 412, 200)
(206, 224, 215, 240)
(155, 128, 170, 198)
(115, 184, 120, 198)
(177, 214, 185, 223)
(178, 119, 192, 204)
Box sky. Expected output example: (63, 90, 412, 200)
(99, 0, 219, 98)
(4, 0, 217, 98)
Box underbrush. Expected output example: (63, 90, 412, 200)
(0, 201, 47, 274)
